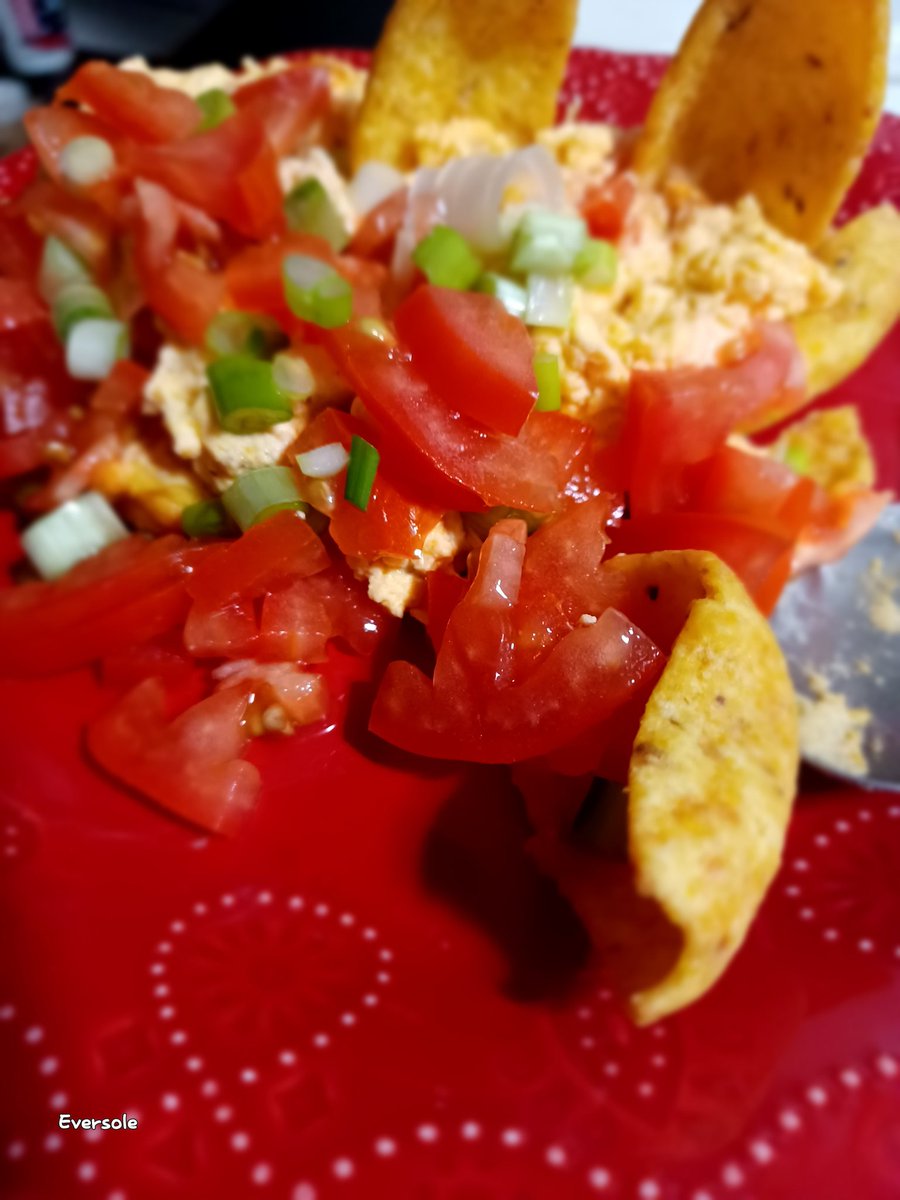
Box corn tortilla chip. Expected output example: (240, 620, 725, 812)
(527, 552, 798, 1024)
(351, 0, 578, 170)
(790, 204, 900, 398)
(634, 0, 889, 244)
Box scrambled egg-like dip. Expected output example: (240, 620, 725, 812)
(121, 60, 846, 616)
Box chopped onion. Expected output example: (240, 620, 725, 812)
(296, 441, 349, 479)
(412, 225, 482, 289)
(475, 272, 528, 319)
(284, 178, 348, 251)
(272, 352, 315, 399)
(205, 310, 287, 360)
(221, 466, 306, 531)
(65, 318, 129, 381)
(533, 352, 561, 411)
(509, 210, 587, 276)
(59, 136, 115, 187)
(392, 146, 565, 280)
(196, 88, 235, 132)
(21, 491, 128, 580)
(349, 161, 406, 216)
(207, 355, 293, 433)
(574, 237, 618, 290)
(344, 435, 379, 511)
(39, 236, 90, 303)
(525, 274, 574, 329)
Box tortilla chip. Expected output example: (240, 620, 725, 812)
(634, 0, 889, 244)
(527, 551, 798, 1024)
(790, 204, 900, 397)
(770, 405, 876, 492)
(351, 0, 578, 170)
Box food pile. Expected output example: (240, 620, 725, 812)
(1, 0, 898, 1022)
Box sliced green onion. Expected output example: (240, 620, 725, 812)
(525, 274, 574, 328)
(509, 210, 587, 276)
(21, 490, 127, 580)
(207, 355, 294, 434)
(573, 237, 618, 290)
(205, 310, 287, 360)
(283, 254, 353, 329)
(475, 272, 528, 319)
(284, 178, 349, 252)
(181, 499, 232, 538)
(196, 88, 235, 132)
(272, 352, 315, 399)
(296, 441, 349, 479)
(412, 225, 482, 290)
(344, 435, 379, 511)
(783, 444, 811, 475)
(52, 282, 113, 339)
(65, 318, 129, 380)
(356, 316, 394, 343)
(59, 136, 115, 187)
(533, 352, 561, 412)
(39, 236, 90, 302)
(221, 466, 306, 531)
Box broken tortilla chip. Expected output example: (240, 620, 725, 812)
(634, 0, 889, 244)
(351, 0, 578, 170)
(789, 204, 900, 398)
(527, 551, 798, 1024)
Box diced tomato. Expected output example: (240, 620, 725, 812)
(131, 179, 224, 345)
(18, 178, 115, 279)
(125, 111, 284, 239)
(186, 510, 328, 609)
(326, 325, 574, 513)
(0, 315, 82, 475)
(0, 279, 48, 334)
(57, 61, 201, 143)
(623, 323, 805, 514)
(370, 518, 665, 762)
(794, 487, 892, 571)
(101, 639, 207, 714)
(395, 286, 537, 436)
(425, 570, 470, 652)
(297, 407, 446, 560)
(519, 409, 626, 503)
(0, 510, 21, 586)
(232, 63, 329, 156)
(87, 678, 259, 835)
(606, 511, 794, 615)
(23, 103, 126, 217)
(348, 188, 407, 261)
(184, 595, 259, 659)
(0, 535, 194, 674)
(684, 444, 816, 540)
(0, 210, 42, 281)
(259, 579, 331, 662)
(581, 173, 636, 241)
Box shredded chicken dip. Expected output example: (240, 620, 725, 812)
(101, 56, 846, 616)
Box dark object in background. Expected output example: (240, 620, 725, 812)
(172, 0, 391, 65)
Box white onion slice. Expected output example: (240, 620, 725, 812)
(296, 442, 349, 479)
(349, 161, 406, 216)
(22, 491, 128, 581)
(392, 145, 565, 280)
(66, 318, 129, 381)
(525, 274, 574, 328)
(59, 136, 115, 187)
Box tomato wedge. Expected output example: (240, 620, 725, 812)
(395, 286, 537, 436)
(87, 679, 259, 835)
(186, 510, 328, 608)
(370, 518, 665, 763)
(125, 110, 284, 239)
(57, 61, 201, 143)
(623, 323, 805, 514)
(684, 444, 816, 539)
(0, 535, 194, 674)
(326, 325, 572, 513)
(232, 63, 329, 155)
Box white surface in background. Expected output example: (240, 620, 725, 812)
(575, 0, 900, 115)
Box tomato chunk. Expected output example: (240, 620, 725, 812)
(395, 286, 537, 436)
(187, 510, 328, 608)
(232, 63, 329, 155)
(581, 173, 636, 241)
(370, 518, 665, 762)
(88, 678, 259, 835)
(57, 61, 201, 143)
